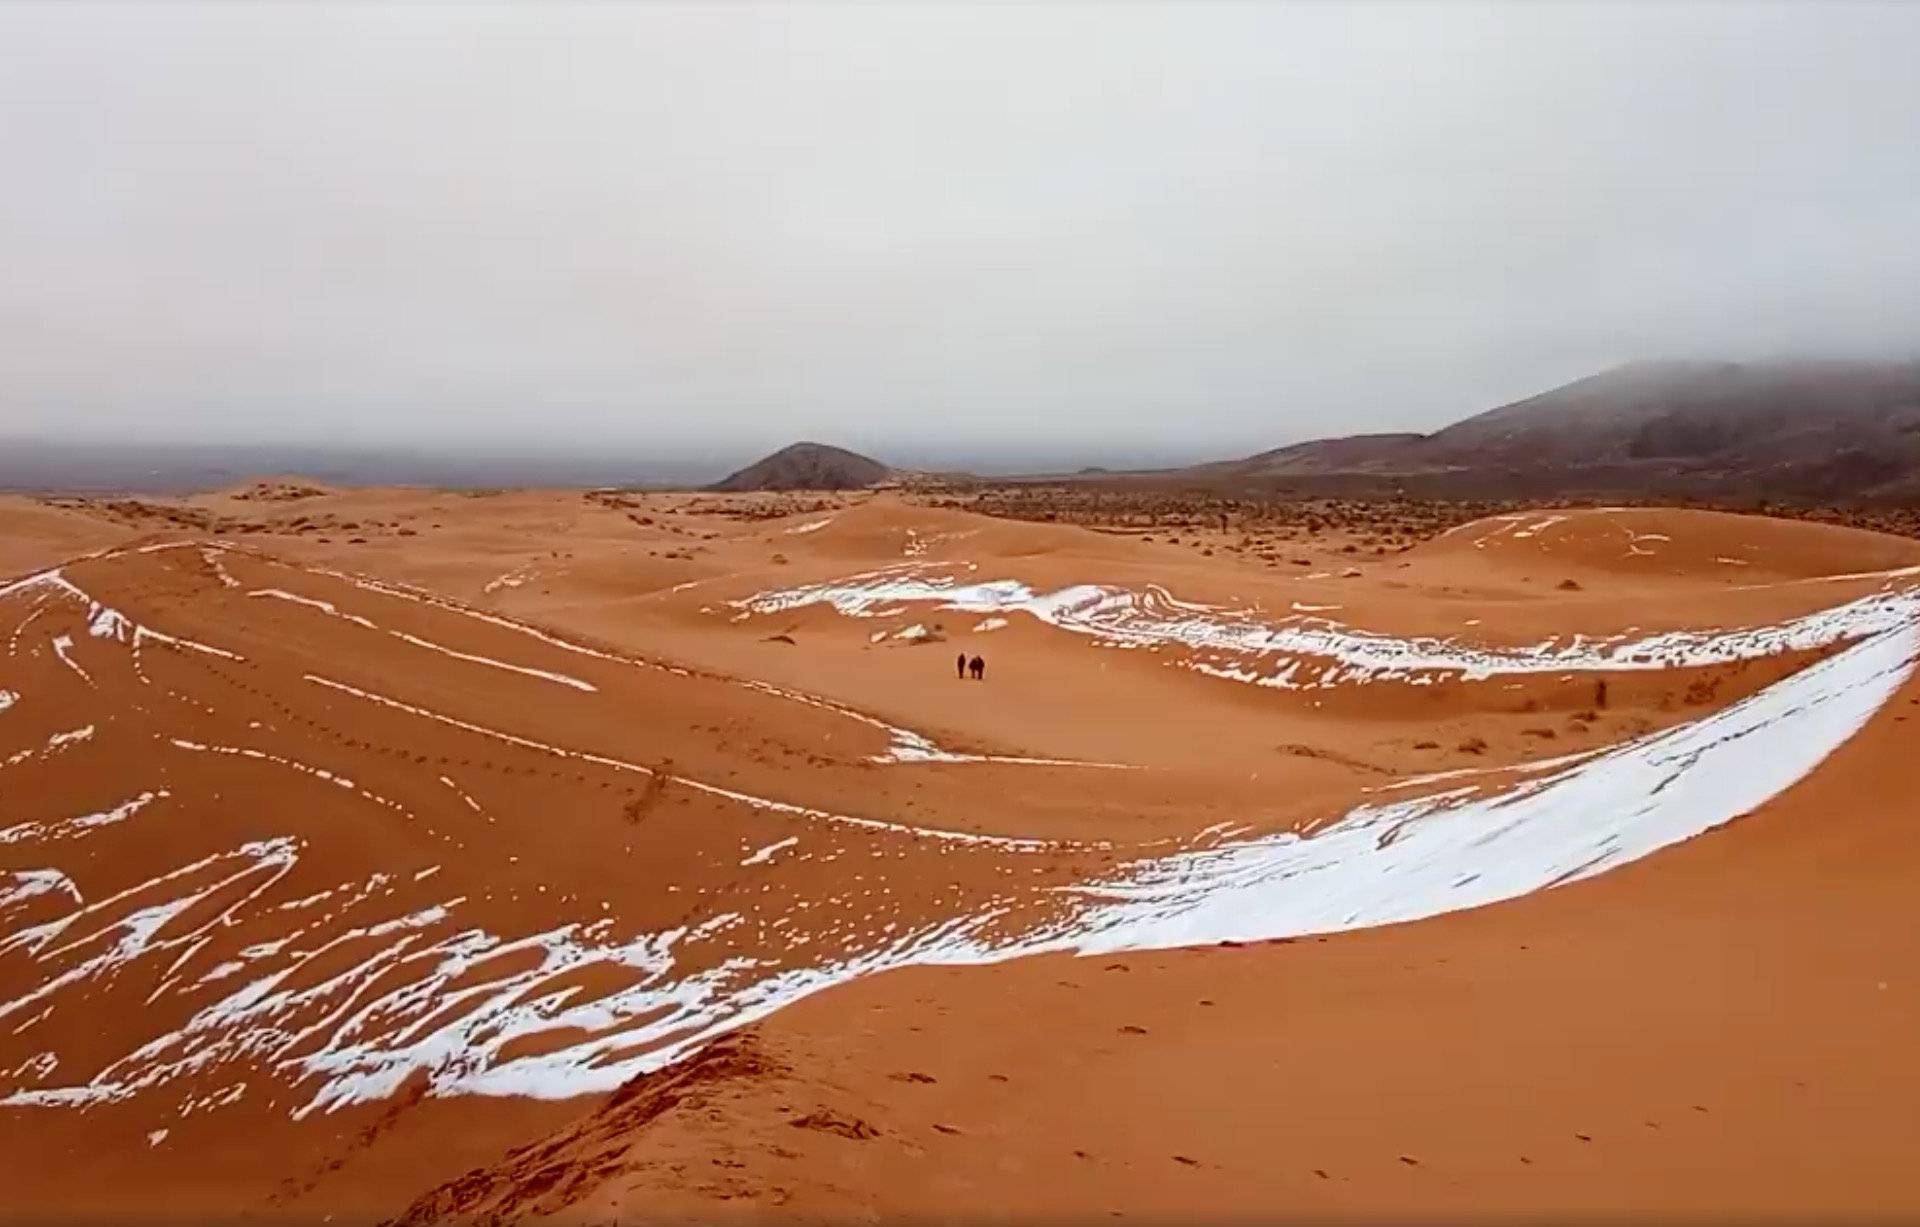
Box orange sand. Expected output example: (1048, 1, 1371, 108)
(2, 486, 1917, 1222)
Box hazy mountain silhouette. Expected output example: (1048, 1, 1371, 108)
(709, 441, 893, 492)
(1178, 360, 1920, 502)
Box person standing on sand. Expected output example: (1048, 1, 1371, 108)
(969, 654, 985, 681)
(957, 652, 967, 680)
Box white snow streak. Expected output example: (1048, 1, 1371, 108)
(248, 587, 595, 691)
(49, 635, 91, 685)
(740, 565, 1920, 689)
(0, 791, 168, 846)
(740, 837, 799, 866)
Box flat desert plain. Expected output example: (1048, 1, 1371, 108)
(3, 484, 1918, 1222)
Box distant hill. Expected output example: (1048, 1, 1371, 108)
(1177, 360, 1920, 503)
(709, 442, 893, 492)
(1188, 432, 1425, 479)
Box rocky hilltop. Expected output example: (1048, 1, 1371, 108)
(710, 442, 893, 492)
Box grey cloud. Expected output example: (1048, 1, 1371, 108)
(2, 0, 1917, 469)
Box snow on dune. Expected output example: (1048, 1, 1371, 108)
(387, 630, 597, 692)
(3, 568, 242, 662)
(1051, 623, 1915, 950)
(248, 587, 596, 692)
(0, 869, 82, 909)
(252, 553, 1027, 760)
(739, 565, 1920, 688)
(248, 588, 377, 629)
(740, 837, 799, 866)
(5, 535, 1913, 1120)
(0, 792, 168, 847)
(200, 547, 239, 589)
(5, 613, 1910, 1117)
(481, 564, 536, 595)
(49, 634, 91, 685)
(556, 621, 1914, 1098)
(4, 726, 93, 773)
(1509, 513, 1568, 540)
(0, 837, 302, 1036)
(731, 675, 1126, 770)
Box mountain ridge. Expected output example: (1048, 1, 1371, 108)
(1164, 359, 1920, 502)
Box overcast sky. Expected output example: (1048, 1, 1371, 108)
(3, 1, 1917, 469)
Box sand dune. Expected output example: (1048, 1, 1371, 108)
(3, 489, 1917, 1220)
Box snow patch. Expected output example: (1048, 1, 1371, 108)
(1510, 514, 1568, 540)
(0, 791, 168, 846)
(740, 837, 798, 866)
(0, 868, 82, 908)
(3, 725, 95, 772)
(50, 635, 92, 685)
(482, 564, 536, 595)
